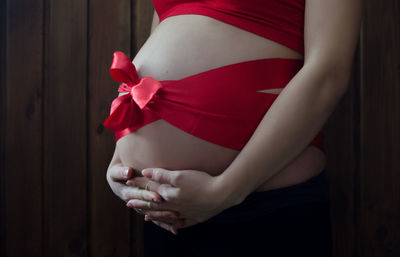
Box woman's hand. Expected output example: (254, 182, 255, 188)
(106, 164, 180, 222)
(126, 168, 234, 232)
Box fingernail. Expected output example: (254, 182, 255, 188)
(123, 168, 129, 177)
(152, 195, 162, 203)
(141, 168, 152, 177)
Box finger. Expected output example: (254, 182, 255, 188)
(142, 168, 181, 186)
(126, 178, 163, 202)
(152, 220, 178, 235)
(145, 215, 177, 224)
(134, 208, 145, 215)
(107, 175, 135, 202)
(126, 177, 160, 192)
(143, 211, 180, 223)
(173, 219, 196, 230)
(127, 199, 175, 211)
(122, 187, 160, 202)
(126, 179, 178, 203)
(109, 166, 133, 182)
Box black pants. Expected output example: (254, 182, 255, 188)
(144, 170, 333, 257)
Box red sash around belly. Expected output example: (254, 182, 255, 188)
(104, 51, 324, 152)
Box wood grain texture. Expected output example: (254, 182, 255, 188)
(2, 0, 44, 256)
(44, 0, 88, 256)
(88, 0, 132, 256)
(0, 0, 7, 256)
(132, 0, 155, 53)
(358, 0, 400, 256)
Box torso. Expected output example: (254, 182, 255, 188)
(116, 15, 327, 192)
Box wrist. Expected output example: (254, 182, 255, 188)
(213, 172, 249, 210)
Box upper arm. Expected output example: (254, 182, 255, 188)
(303, 0, 363, 83)
(150, 10, 160, 34)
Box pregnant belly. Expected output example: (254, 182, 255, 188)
(117, 119, 327, 191)
(117, 120, 239, 176)
(113, 15, 327, 191)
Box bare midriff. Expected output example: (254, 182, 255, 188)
(116, 14, 327, 192)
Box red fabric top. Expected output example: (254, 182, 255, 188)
(152, 0, 306, 54)
(104, 51, 325, 153)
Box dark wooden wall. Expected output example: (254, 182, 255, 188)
(0, 0, 399, 256)
(325, 0, 400, 256)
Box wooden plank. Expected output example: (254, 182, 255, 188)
(2, 0, 44, 256)
(0, 0, 7, 256)
(132, 0, 154, 53)
(44, 0, 88, 256)
(324, 47, 360, 257)
(87, 0, 132, 256)
(359, 0, 400, 256)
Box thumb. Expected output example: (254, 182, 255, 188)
(142, 168, 178, 185)
(110, 165, 133, 181)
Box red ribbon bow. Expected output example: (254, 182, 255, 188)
(104, 51, 163, 131)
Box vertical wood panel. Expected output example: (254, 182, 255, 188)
(0, 0, 7, 256)
(88, 0, 132, 256)
(3, 0, 44, 256)
(44, 0, 88, 256)
(132, 0, 154, 53)
(359, 0, 400, 256)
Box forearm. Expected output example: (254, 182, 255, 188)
(217, 62, 350, 207)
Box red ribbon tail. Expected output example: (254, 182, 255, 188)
(104, 95, 139, 131)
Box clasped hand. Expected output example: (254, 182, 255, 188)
(107, 165, 230, 235)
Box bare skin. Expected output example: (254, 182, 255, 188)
(106, 12, 330, 234)
(115, 13, 327, 194)
(107, 0, 362, 234)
